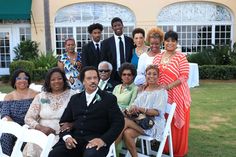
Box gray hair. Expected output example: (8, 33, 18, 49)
(98, 61, 113, 71)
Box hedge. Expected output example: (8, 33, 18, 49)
(199, 65, 236, 80)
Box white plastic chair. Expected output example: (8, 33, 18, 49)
(136, 103, 176, 157)
(106, 142, 117, 157)
(0, 120, 55, 157)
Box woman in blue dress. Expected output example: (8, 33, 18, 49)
(131, 28, 149, 69)
(58, 38, 83, 92)
(0, 69, 38, 156)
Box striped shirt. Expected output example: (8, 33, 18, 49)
(153, 51, 191, 129)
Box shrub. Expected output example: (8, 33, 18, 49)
(32, 52, 58, 70)
(9, 60, 35, 77)
(13, 40, 39, 60)
(187, 43, 236, 65)
(32, 69, 48, 81)
(199, 65, 236, 80)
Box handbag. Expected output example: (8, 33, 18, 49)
(124, 110, 155, 130)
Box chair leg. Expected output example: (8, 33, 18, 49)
(168, 130, 174, 157)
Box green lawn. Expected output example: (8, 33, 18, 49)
(189, 81, 236, 157)
(0, 81, 236, 156)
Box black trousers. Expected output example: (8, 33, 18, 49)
(48, 139, 109, 157)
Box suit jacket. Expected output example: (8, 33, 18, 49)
(82, 41, 102, 68)
(59, 89, 124, 146)
(102, 79, 119, 93)
(101, 35, 134, 79)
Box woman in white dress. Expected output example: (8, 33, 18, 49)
(134, 27, 164, 86)
(23, 67, 76, 157)
(123, 65, 167, 157)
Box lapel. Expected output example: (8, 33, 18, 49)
(89, 42, 97, 55)
(124, 36, 130, 61)
(110, 36, 116, 61)
(87, 89, 103, 107)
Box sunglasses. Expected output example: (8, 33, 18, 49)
(99, 69, 110, 73)
(122, 73, 132, 76)
(16, 76, 29, 80)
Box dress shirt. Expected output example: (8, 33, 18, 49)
(98, 79, 109, 90)
(114, 34, 125, 71)
(85, 88, 98, 106)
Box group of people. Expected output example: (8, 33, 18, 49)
(0, 16, 191, 157)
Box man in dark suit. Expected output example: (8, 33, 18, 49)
(98, 61, 119, 93)
(101, 17, 134, 82)
(49, 66, 124, 157)
(82, 23, 103, 68)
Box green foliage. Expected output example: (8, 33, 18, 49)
(32, 69, 48, 81)
(31, 51, 58, 81)
(187, 43, 236, 66)
(199, 65, 236, 80)
(13, 40, 39, 60)
(32, 52, 58, 70)
(9, 60, 35, 78)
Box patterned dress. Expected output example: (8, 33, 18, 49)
(132, 89, 167, 141)
(153, 51, 191, 156)
(23, 89, 76, 157)
(58, 52, 83, 91)
(0, 98, 33, 156)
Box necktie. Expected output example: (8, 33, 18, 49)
(96, 44, 100, 57)
(118, 37, 125, 64)
(99, 80, 105, 89)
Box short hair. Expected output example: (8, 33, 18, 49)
(132, 28, 145, 38)
(87, 23, 103, 34)
(42, 67, 70, 92)
(164, 30, 178, 41)
(145, 64, 159, 74)
(146, 27, 164, 44)
(118, 62, 137, 78)
(11, 69, 31, 89)
(64, 37, 75, 46)
(98, 61, 113, 71)
(80, 66, 99, 83)
(111, 17, 123, 27)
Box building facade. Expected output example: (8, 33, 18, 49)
(0, 0, 235, 75)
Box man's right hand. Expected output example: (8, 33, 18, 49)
(65, 137, 77, 149)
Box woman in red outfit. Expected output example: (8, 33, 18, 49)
(153, 30, 191, 157)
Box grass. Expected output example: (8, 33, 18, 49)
(0, 80, 236, 156)
(188, 81, 236, 157)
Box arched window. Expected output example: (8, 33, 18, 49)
(54, 3, 135, 54)
(157, 2, 233, 53)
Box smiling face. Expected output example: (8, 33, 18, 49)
(146, 68, 159, 85)
(83, 70, 99, 94)
(15, 72, 29, 90)
(164, 38, 177, 52)
(112, 21, 123, 36)
(91, 28, 102, 42)
(150, 37, 161, 53)
(65, 39, 76, 53)
(134, 33, 145, 48)
(50, 72, 64, 94)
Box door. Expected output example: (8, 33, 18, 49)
(0, 29, 11, 75)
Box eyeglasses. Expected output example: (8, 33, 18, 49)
(16, 76, 29, 80)
(122, 73, 132, 76)
(98, 69, 110, 73)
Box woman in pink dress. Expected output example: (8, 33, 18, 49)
(153, 30, 191, 157)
